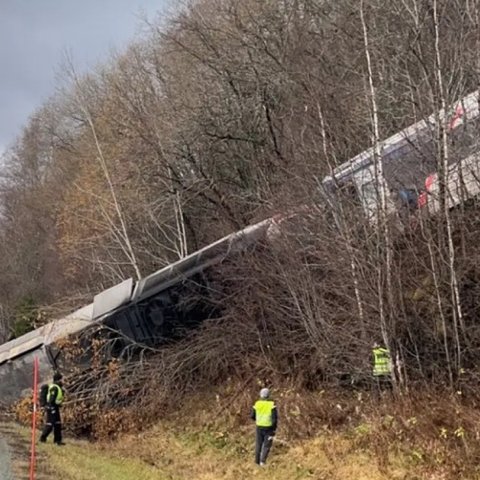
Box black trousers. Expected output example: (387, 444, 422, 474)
(40, 407, 62, 443)
(255, 427, 275, 464)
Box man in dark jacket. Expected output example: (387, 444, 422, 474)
(251, 387, 278, 466)
(40, 372, 65, 445)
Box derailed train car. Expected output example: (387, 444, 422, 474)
(0, 217, 276, 403)
(3, 90, 480, 404)
(323, 90, 480, 223)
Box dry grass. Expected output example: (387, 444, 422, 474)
(80, 388, 410, 480)
(10, 385, 480, 479)
(90, 387, 480, 480)
(109, 424, 403, 480)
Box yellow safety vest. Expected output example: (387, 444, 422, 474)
(373, 347, 391, 376)
(254, 400, 275, 427)
(47, 383, 64, 405)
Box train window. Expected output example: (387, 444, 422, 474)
(398, 188, 419, 210)
(334, 180, 362, 209)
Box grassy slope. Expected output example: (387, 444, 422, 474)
(10, 417, 412, 480)
(39, 442, 163, 480)
(10, 389, 480, 480)
(33, 429, 404, 480)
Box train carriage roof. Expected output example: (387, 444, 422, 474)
(0, 217, 275, 365)
(323, 90, 479, 187)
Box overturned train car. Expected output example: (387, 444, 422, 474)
(0, 218, 276, 404)
(4, 91, 480, 404)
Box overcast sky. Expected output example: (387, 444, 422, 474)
(0, 0, 172, 155)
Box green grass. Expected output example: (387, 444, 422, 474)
(37, 439, 169, 480)
(2, 423, 172, 480)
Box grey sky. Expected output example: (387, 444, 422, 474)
(0, 0, 171, 155)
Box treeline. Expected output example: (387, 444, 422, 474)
(2, 0, 480, 394)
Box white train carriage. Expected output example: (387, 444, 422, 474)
(323, 90, 480, 222)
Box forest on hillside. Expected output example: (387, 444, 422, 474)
(3, 0, 480, 406)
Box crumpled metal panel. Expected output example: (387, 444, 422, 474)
(92, 278, 133, 320)
(0, 347, 52, 403)
(43, 303, 94, 345)
(0, 326, 47, 365)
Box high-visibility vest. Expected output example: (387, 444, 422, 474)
(253, 400, 275, 427)
(47, 383, 64, 405)
(372, 347, 391, 376)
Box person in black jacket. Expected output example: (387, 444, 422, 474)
(251, 388, 278, 465)
(39, 372, 65, 445)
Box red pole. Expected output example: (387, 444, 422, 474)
(29, 356, 39, 480)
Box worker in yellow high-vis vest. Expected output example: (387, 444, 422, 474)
(251, 388, 278, 466)
(372, 342, 392, 391)
(40, 372, 65, 445)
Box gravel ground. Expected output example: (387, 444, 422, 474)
(0, 434, 14, 480)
